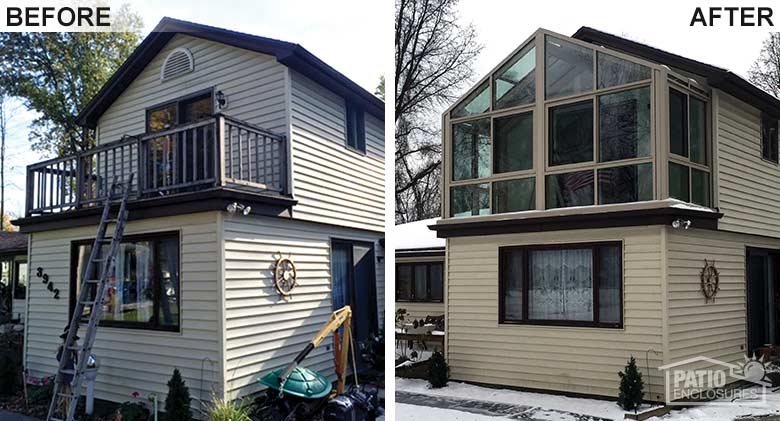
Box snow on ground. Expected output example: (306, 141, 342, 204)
(396, 378, 780, 421)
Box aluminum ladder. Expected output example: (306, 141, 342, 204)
(46, 174, 134, 421)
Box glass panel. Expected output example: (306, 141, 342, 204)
(545, 36, 594, 100)
(598, 163, 653, 205)
(690, 97, 707, 164)
(599, 87, 651, 162)
(669, 89, 688, 157)
(451, 183, 490, 217)
(104, 241, 155, 324)
(14, 262, 27, 300)
(669, 162, 690, 202)
(157, 238, 179, 327)
(762, 114, 778, 162)
(452, 118, 490, 181)
(529, 248, 593, 321)
(501, 249, 524, 320)
(493, 177, 535, 214)
(597, 52, 651, 89)
(494, 44, 536, 110)
(598, 245, 621, 324)
(494, 112, 533, 173)
(452, 82, 490, 118)
(414, 265, 427, 301)
(148, 104, 176, 133)
(331, 243, 351, 311)
(549, 100, 593, 166)
(430, 264, 443, 302)
(396, 264, 412, 300)
(691, 169, 711, 207)
(180, 95, 212, 123)
(546, 170, 594, 209)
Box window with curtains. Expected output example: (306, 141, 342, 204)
(396, 262, 444, 303)
(72, 232, 180, 331)
(499, 242, 622, 328)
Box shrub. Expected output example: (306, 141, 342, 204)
(427, 351, 449, 388)
(617, 356, 644, 412)
(164, 369, 192, 421)
(119, 401, 150, 421)
(0, 351, 18, 395)
(205, 394, 251, 421)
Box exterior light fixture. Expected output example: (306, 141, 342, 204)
(216, 90, 228, 109)
(671, 218, 692, 230)
(226, 202, 251, 215)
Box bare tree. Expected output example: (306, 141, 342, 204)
(395, 0, 481, 223)
(0, 91, 6, 231)
(749, 33, 780, 99)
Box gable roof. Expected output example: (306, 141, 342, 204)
(573, 26, 780, 117)
(0, 232, 27, 255)
(76, 17, 384, 128)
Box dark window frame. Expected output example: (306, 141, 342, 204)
(345, 102, 366, 154)
(395, 262, 444, 303)
(667, 83, 712, 207)
(498, 241, 624, 329)
(69, 231, 181, 332)
(145, 88, 214, 134)
(761, 112, 779, 164)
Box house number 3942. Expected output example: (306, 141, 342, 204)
(36, 267, 60, 299)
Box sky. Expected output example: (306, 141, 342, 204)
(2, 0, 391, 218)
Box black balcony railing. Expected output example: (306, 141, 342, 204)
(25, 114, 287, 217)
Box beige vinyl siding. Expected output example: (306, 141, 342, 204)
(446, 226, 667, 401)
(288, 71, 384, 232)
(665, 228, 780, 374)
(396, 256, 445, 320)
(714, 91, 780, 238)
(222, 214, 383, 399)
(24, 212, 221, 411)
(97, 34, 287, 143)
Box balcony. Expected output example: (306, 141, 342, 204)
(24, 114, 289, 218)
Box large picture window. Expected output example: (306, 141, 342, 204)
(500, 242, 622, 328)
(71, 232, 180, 331)
(396, 262, 443, 303)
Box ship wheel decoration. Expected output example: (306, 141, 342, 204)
(700, 259, 720, 303)
(274, 254, 298, 296)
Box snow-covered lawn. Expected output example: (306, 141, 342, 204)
(395, 378, 780, 421)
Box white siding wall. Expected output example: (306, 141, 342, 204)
(24, 212, 221, 411)
(221, 214, 384, 399)
(289, 71, 385, 232)
(446, 227, 667, 401)
(97, 34, 287, 143)
(715, 91, 780, 238)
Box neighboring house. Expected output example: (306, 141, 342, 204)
(431, 27, 780, 402)
(13, 18, 384, 410)
(0, 232, 28, 323)
(395, 218, 444, 321)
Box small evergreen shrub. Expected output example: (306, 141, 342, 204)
(427, 351, 449, 388)
(119, 401, 150, 421)
(164, 369, 192, 421)
(617, 356, 644, 412)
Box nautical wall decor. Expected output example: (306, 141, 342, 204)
(700, 259, 720, 303)
(274, 255, 297, 296)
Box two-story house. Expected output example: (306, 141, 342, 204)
(431, 27, 780, 403)
(13, 18, 384, 411)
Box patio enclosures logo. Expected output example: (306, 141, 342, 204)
(1, 1, 117, 31)
(690, 7, 774, 26)
(659, 355, 778, 405)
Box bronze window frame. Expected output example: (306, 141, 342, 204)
(396, 262, 444, 303)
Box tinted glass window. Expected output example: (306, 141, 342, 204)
(346, 104, 366, 152)
(430, 264, 443, 302)
(494, 44, 536, 110)
(452, 82, 490, 118)
(669, 162, 690, 202)
(669, 89, 688, 157)
(413, 265, 427, 301)
(181, 96, 212, 123)
(691, 168, 710, 207)
(501, 248, 524, 320)
(546, 170, 594, 209)
(598, 245, 621, 324)
(453, 119, 491, 181)
(493, 177, 535, 214)
(148, 105, 176, 133)
(396, 265, 412, 301)
(598, 163, 653, 205)
(599, 87, 651, 162)
(549, 100, 593, 166)
(689, 97, 706, 164)
(451, 183, 490, 217)
(597, 52, 651, 89)
(546, 36, 593, 99)
(494, 112, 533, 173)
(762, 113, 778, 163)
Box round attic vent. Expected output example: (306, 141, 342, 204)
(161, 48, 194, 81)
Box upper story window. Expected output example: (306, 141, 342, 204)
(346, 103, 366, 153)
(667, 84, 710, 207)
(447, 32, 653, 218)
(396, 262, 443, 303)
(761, 113, 778, 163)
(147, 92, 213, 133)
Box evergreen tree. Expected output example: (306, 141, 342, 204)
(617, 356, 644, 412)
(164, 368, 192, 421)
(428, 351, 449, 388)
